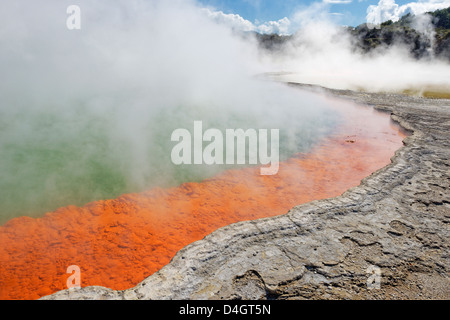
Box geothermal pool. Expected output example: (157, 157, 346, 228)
(0, 94, 407, 300)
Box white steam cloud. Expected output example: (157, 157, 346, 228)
(0, 0, 449, 221)
(0, 0, 338, 221)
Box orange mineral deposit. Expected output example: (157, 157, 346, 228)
(0, 101, 407, 300)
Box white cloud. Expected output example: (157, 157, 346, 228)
(201, 9, 256, 32)
(204, 0, 450, 34)
(202, 8, 292, 35)
(367, 0, 450, 25)
(256, 17, 292, 34)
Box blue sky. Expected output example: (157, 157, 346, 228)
(197, 0, 447, 28)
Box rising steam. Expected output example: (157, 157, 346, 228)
(0, 0, 339, 222)
(1, 0, 448, 222)
(257, 2, 450, 93)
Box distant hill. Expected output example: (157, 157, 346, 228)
(350, 7, 450, 60)
(254, 7, 450, 61)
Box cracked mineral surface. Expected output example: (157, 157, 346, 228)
(43, 85, 450, 300)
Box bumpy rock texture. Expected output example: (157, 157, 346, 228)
(43, 85, 450, 300)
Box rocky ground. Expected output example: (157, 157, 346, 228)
(43, 84, 450, 300)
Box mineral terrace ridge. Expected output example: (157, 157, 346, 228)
(43, 84, 450, 300)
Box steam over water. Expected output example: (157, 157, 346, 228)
(0, 85, 339, 223)
(1, 0, 449, 223)
(0, 99, 407, 300)
(0, 0, 418, 300)
(0, 0, 341, 223)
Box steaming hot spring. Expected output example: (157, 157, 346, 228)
(0, 85, 407, 299)
(0, 1, 412, 300)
